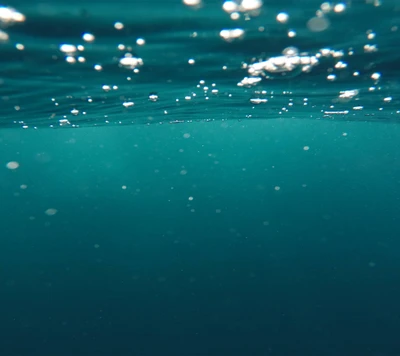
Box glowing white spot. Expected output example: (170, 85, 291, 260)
(183, 133, 191, 139)
(334, 3, 346, 13)
(59, 44, 77, 53)
(114, 22, 124, 30)
(276, 12, 289, 23)
(303, 146, 310, 151)
(183, 0, 202, 6)
(82, 33, 95, 42)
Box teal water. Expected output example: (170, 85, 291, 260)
(1, 1, 400, 355)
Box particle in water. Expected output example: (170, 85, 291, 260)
(288, 30, 296, 37)
(15, 43, 24, 50)
(94, 244, 100, 249)
(188, 196, 194, 201)
(20, 184, 27, 189)
(136, 38, 145, 46)
(188, 58, 195, 65)
(180, 170, 187, 175)
(6, 161, 19, 170)
(45, 208, 58, 216)
(216, 209, 221, 213)
(183, 133, 191, 138)
(303, 146, 310, 151)
(274, 186, 281, 191)
(122, 185, 127, 190)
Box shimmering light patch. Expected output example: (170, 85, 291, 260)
(288, 30, 296, 37)
(230, 12, 240, 20)
(220, 28, 244, 41)
(15, 43, 24, 50)
(276, 12, 289, 24)
(307, 16, 330, 32)
(45, 208, 58, 216)
(136, 38, 145, 46)
(6, 161, 19, 170)
(188, 58, 195, 65)
(123, 101, 134, 107)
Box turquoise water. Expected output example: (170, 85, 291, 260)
(1, 1, 400, 355)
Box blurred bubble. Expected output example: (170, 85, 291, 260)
(307, 16, 330, 32)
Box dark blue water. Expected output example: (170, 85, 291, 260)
(1, 1, 400, 355)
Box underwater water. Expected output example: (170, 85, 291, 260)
(1, 0, 400, 355)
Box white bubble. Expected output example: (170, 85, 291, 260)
(183, 133, 191, 139)
(188, 196, 194, 201)
(114, 22, 124, 30)
(307, 16, 330, 32)
(82, 33, 95, 42)
(303, 146, 310, 151)
(45, 208, 58, 216)
(20, 184, 27, 189)
(334, 3, 346, 13)
(6, 161, 19, 170)
(274, 186, 281, 191)
(276, 12, 289, 23)
(122, 185, 127, 190)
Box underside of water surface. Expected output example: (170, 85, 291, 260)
(1, 0, 400, 128)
